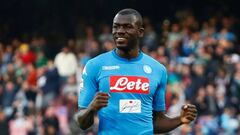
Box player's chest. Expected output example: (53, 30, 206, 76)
(97, 64, 159, 95)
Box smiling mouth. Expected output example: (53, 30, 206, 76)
(116, 37, 126, 41)
(116, 37, 127, 44)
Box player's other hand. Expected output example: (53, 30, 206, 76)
(180, 104, 197, 124)
(89, 92, 110, 112)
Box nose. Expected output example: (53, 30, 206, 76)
(116, 26, 125, 34)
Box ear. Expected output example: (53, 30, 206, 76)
(138, 27, 144, 37)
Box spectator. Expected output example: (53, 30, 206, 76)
(167, 23, 182, 51)
(26, 64, 37, 88)
(0, 108, 9, 135)
(36, 51, 48, 68)
(18, 43, 36, 65)
(220, 107, 239, 134)
(229, 62, 240, 111)
(205, 84, 219, 115)
(2, 81, 16, 109)
(2, 63, 16, 83)
(62, 75, 78, 98)
(1, 45, 13, 74)
(9, 112, 34, 135)
(193, 87, 209, 116)
(38, 60, 60, 107)
(185, 63, 206, 101)
(54, 46, 78, 83)
(42, 106, 60, 135)
(141, 18, 158, 50)
(98, 25, 113, 44)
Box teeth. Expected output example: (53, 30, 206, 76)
(117, 38, 125, 40)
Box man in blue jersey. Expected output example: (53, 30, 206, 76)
(75, 8, 197, 135)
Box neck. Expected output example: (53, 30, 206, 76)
(116, 47, 140, 59)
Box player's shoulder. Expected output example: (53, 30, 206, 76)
(83, 51, 113, 76)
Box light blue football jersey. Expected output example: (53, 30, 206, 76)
(78, 49, 167, 135)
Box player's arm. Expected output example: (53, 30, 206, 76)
(152, 65, 197, 133)
(153, 104, 197, 133)
(74, 60, 110, 130)
(75, 92, 110, 130)
(74, 108, 95, 130)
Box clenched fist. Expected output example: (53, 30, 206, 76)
(180, 104, 197, 124)
(89, 92, 111, 111)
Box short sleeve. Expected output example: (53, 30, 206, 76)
(152, 65, 167, 111)
(78, 60, 98, 108)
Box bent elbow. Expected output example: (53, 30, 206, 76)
(79, 124, 90, 130)
(154, 129, 163, 134)
(75, 118, 90, 130)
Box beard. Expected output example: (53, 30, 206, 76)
(115, 38, 138, 52)
(116, 44, 130, 51)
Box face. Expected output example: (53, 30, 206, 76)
(112, 14, 143, 51)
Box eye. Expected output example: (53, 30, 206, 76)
(113, 25, 118, 29)
(126, 24, 133, 29)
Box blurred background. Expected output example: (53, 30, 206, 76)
(0, 0, 240, 135)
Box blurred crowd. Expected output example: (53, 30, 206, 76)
(0, 10, 240, 135)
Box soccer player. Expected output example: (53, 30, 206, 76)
(75, 8, 197, 135)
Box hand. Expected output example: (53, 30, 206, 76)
(89, 92, 110, 112)
(180, 104, 197, 124)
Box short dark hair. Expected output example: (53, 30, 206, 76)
(117, 8, 143, 27)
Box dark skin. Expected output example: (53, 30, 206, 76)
(75, 92, 110, 130)
(112, 14, 144, 59)
(75, 12, 197, 133)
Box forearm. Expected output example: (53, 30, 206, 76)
(153, 112, 182, 133)
(75, 108, 96, 130)
(76, 92, 110, 130)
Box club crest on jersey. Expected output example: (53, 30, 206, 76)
(110, 76, 150, 94)
(143, 65, 152, 74)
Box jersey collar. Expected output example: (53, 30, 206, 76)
(112, 49, 143, 62)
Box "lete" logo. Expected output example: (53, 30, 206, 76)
(110, 76, 149, 94)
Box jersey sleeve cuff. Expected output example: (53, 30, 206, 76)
(153, 104, 166, 111)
